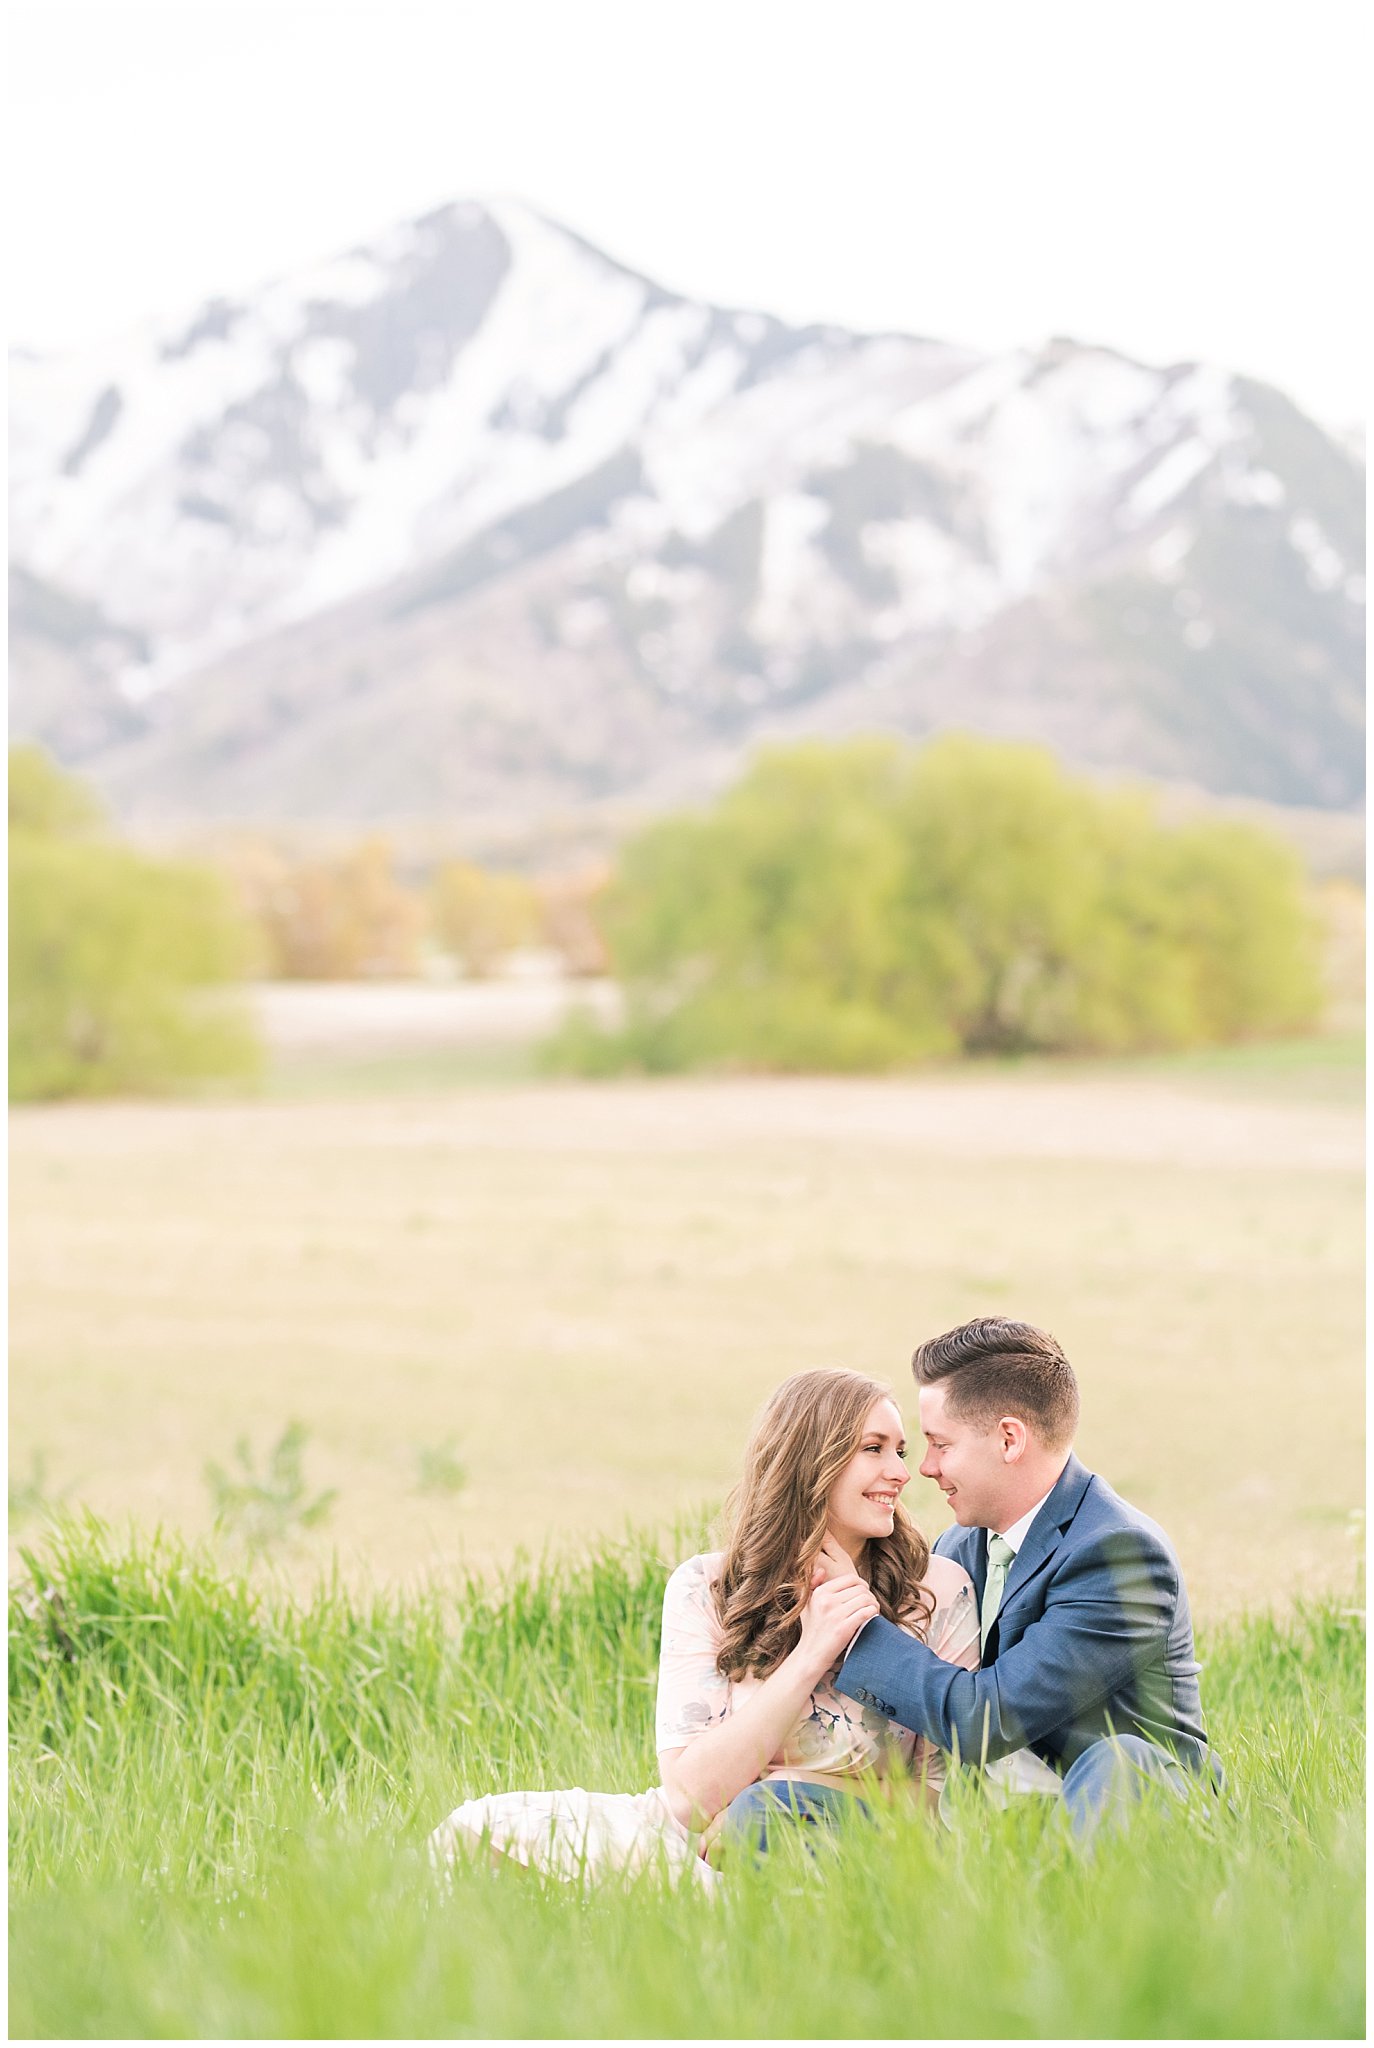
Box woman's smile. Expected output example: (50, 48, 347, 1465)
(826, 1396, 910, 1553)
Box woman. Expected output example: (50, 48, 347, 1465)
(429, 1369, 979, 1881)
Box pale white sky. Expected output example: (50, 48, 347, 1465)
(6, 0, 1368, 427)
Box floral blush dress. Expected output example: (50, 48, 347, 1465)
(428, 1549, 979, 1883)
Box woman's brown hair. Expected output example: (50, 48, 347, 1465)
(712, 1368, 933, 1679)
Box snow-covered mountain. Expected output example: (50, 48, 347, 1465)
(9, 197, 1365, 830)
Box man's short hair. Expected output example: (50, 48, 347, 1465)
(913, 1317, 1080, 1447)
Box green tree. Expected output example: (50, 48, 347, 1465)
(9, 744, 105, 835)
(1142, 816, 1324, 1042)
(9, 749, 261, 1100)
(548, 734, 1325, 1074)
(599, 741, 945, 1070)
(893, 737, 1110, 1053)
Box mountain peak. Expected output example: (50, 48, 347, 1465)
(8, 198, 1364, 827)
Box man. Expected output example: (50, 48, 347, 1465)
(836, 1316, 1217, 1839)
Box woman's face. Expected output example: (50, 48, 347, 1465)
(825, 1396, 910, 1554)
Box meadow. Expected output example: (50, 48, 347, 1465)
(8, 1035, 1366, 2036)
(8, 1032, 1364, 1610)
(8, 1518, 1364, 2039)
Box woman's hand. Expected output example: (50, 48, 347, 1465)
(659, 1537, 880, 1844)
(813, 1533, 857, 1583)
(795, 1564, 879, 1678)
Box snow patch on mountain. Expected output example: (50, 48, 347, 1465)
(1289, 514, 1348, 591)
(1130, 437, 1215, 519)
(7, 194, 1364, 818)
(10, 199, 1271, 685)
(750, 493, 832, 644)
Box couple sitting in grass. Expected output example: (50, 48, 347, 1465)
(430, 1318, 1218, 1879)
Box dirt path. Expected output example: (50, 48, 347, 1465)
(249, 976, 617, 1051)
(22, 1069, 1361, 1174)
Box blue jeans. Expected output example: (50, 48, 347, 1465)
(716, 1779, 873, 1860)
(1060, 1734, 1216, 1842)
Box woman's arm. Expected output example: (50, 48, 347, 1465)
(658, 1572, 879, 1831)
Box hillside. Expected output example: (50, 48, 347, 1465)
(9, 198, 1365, 832)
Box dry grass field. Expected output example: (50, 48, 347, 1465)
(9, 1036, 1363, 1617)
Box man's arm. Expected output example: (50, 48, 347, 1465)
(836, 1528, 1178, 1765)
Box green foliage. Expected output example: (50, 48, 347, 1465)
(8, 742, 105, 834)
(7, 1519, 1365, 2039)
(8, 1448, 66, 1525)
(9, 748, 261, 1100)
(413, 1437, 468, 1495)
(204, 1422, 339, 1555)
(429, 859, 538, 977)
(548, 735, 1325, 1073)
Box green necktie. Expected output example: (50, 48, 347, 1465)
(980, 1533, 1016, 1647)
(939, 1530, 1020, 1827)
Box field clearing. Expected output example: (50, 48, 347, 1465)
(9, 1041, 1363, 1616)
(8, 1527, 1364, 2039)
(248, 974, 619, 1057)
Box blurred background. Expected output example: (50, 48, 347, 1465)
(8, 0, 1364, 1612)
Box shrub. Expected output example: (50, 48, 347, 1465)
(9, 749, 261, 1100)
(204, 1422, 338, 1555)
(547, 735, 1324, 1073)
(430, 860, 538, 977)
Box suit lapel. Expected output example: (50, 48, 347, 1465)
(997, 1453, 1094, 1625)
(970, 1528, 988, 1613)
(938, 1461, 1096, 1647)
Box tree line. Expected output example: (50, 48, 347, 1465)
(217, 836, 608, 981)
(8, 746, 606, 1100)
(10, 734, 1332, 1098)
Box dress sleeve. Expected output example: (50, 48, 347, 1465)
(929, 1561, 981, 1674)
(654, 1554, 733, 1754)
(909, 1561, 980, 1798)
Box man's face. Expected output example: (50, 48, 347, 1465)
(917, 1382, 1012, 1529)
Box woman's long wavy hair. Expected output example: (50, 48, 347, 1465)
(712, 1368, 934, 1680)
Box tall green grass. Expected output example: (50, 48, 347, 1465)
(9, 1518, 1365, 2038)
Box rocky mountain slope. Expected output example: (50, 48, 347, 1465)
(9, 197, 1365, 834)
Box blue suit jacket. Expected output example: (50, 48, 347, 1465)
(837, 1455, 1211, 1774)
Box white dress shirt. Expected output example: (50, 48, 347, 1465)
(982, 1484, 1064, 1797)
(997, 1484, 1057, 1561)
